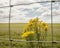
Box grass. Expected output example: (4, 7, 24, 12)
(0, 23, 60, 48)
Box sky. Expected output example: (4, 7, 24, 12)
(0, 0, 60, 23)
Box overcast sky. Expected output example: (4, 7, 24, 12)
(0, 0, 60, 23)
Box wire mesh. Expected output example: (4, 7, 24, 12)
(0, 0, 60, 48)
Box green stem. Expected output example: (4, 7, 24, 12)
(34, 24, 41, 48)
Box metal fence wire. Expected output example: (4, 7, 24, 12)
(0, 0, 60, 48)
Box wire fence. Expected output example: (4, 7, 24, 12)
(0, 0, 60, 48)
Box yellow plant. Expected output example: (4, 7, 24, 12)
(41, 22, 46, 26)
(21, 17, 48, 48)
(21, 31, 35, 38)
(29, 19, 33, 23)
(44, 25, 48, 31)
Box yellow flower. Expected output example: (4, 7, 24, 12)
(29, 19, 36, 24)
(28, 31, 35, 35)
(29, 19, 33, 23)
(28, 23, 33, 26)
(21, 32, 28, 38)
(35, 17, 39, 21)
(44, 25, 48, 31)
(21, 31, 35, 38)
(41, 22, 47, 26)
(33, 17, 39, 23)
(30, 19, 36, 24)
(38, 23, 41, 27)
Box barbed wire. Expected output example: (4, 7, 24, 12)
(0, 38, 60, 43)
(0, 1, 59, 8)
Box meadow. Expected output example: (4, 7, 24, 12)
(0, 23, 60, 48)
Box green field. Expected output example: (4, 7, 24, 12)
(0, 23, 60, 48)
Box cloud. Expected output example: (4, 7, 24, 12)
(11, 0, 52, 5)
(0, 0, 60, 23)
(0, 0, 9, 7)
